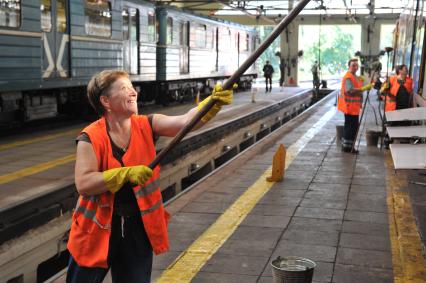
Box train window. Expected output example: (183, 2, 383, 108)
(0, 0, 21, 28)
(130, 8, 138, 41)
(195, 24, 206, 48)
(56, 0, 66, 33)
(179, 21, 188, 46)
(40, 0, 51, 32)
(84, 0, 112, 37)
(166, 17, 173, 45)
(122, 9, 129, 39)
(147, 10, 155, 42)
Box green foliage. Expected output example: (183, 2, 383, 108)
(299, 25, 360, 81)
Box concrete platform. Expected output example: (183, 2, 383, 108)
(3, 85, 426, 282)
(150, 91, 426, 282)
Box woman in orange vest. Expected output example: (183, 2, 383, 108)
(337, 58, 372, 153)
(381, 64, 413, 113)
(66, 70, 233, 283)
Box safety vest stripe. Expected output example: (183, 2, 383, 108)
(344, 98, 361, 103)
(135, 179, 160, 198)
(75, 205, 111, 230)
(345, 92, 362, 98)
(81, 195, 99, 202)
(140, 199, 162, 217)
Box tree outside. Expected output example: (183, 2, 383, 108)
(298, 25, 361, 83)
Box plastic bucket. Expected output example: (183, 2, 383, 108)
(271, 256, 316, 283)
(336, 125, 344, 144)
(366, 130, 381, 147)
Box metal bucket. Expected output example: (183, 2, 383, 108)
(271, 256, 316, 283)
(336, 125, 344, 144)
(365, 130, 381, 147)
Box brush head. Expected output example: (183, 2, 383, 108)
(384, 47, 394, 53)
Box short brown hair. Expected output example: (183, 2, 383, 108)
(87, 70, 129, 116)
(395, 64, 407, 75)
(348, 58, 358, 67)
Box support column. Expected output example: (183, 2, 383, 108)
(281, 21, 299, 86)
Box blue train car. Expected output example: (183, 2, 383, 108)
(156, 5, 257, 104)
(0, 0, 258, 125)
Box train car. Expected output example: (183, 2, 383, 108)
(155, 4, 257, 105)
(392, 0, 426, 97)
(0, 0, 258, 126)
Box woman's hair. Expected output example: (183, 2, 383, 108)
(87, 70, 129, 116)
(395, 64, 407, 75)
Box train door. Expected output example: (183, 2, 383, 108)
(123, 7, 139, 75)
(41, 0, 69, 79)
(180, 21, 189, 74)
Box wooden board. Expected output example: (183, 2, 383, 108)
(389, 144, 426, 169)
(385, 107, 426, 121)
(387, 125, 426, 138)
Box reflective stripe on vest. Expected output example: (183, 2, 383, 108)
(134, 179, 160, 198)
(140, 199, 162, 217)
(75, 203, 111, 230)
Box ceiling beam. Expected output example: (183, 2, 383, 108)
(214, 0, 277, 24)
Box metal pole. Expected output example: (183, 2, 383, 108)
(380, 47, 393, 150)
(149, 0, 312, 169)
(351, 69, 378, 153)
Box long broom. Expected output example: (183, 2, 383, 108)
(148, 0, 312, 169)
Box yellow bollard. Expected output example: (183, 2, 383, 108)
(266, 144, 286, 182)
(195, 90, 200, 105)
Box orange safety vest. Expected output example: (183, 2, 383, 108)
(67, 115, 170, 268)
(338, 72, 364, 115)
(384, 76, 413, 112)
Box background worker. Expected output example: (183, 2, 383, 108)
(263, 60, 274, 92)
(380, 64, 413, 113)
(66, 70, 233, 283)
(337, 58, 373, 153)
(311, 60, 320, 90)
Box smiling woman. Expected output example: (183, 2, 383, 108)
(66, 69, 235, 283)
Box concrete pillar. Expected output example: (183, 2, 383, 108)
(280, 21, 299, 86)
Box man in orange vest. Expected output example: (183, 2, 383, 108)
(66, 70, 234, 282)
(337, 58, 373, 152)
(381, 64, 413, 113)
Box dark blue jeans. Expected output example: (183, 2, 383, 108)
(67, 214, 153, 283)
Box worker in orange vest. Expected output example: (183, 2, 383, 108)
(380, 64, 413, 113)
(337, 58, 373, 153)
(66, 70, 234, 282)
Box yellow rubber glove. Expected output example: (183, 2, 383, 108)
(380, 82, 389, 93)
(358, 75, 365, 82)
(197, 83, 236, 123)
(360, 83, 373, 91)
(102, 165, 153, 193)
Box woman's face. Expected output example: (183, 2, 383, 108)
(399, 66, 408, 77)
(104, 76, 138, 116)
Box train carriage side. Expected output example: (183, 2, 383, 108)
(69, 0, 122, 80)
(237, 25, 258, 90)
(0, 0, 44, 123)
(121, 0, 157, 101)
(156, 6, 257, 105)
(0, 0, 159, 125)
